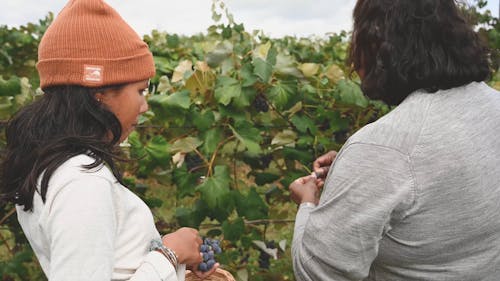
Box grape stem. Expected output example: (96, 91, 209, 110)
(207, 135, 236, 177)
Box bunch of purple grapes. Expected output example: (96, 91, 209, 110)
(198, 238, 222, 272)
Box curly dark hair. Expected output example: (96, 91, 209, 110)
(348, 0, 491, 105)
(0, 85, 126, 211)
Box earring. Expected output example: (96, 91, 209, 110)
(97, 98, 102, 103)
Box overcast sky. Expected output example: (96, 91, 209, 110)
(1, 0, 499, 38)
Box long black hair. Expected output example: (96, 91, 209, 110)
(348, 0, 491, 105)
(0, 85, 126, 211)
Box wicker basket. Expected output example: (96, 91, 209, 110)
(185, 268, 236, 281)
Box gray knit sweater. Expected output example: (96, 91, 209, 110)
(292, 82, 500, 281)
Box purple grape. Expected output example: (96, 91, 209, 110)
(207, 259, 216, 270)
(198, 237, 223, 272)
(213, 245, 222, 254)
(198, 262, 208, 272)
(200, 244, 208, 252)
(207, 250, 214, 259)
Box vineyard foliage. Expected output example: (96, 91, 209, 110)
(1, 1, 499, 280)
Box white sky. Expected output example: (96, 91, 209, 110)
(1, 0, 498, 38)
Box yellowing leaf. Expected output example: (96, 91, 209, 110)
(185, 65, 216, 100)
(271, 130, 297, 146)
(171, 60, 193, 83)
(157, 75, 172, 93)
(195, 61, 211, 72)
(298, 63, 320, 77)
(254, 41, 271, 60)
(170, 137, 203, 154)
(237, 269, 249, 281)
(325, 64, 345, 84)
(283, 101, 303, 116)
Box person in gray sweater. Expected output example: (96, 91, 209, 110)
(289, 0, 500, 280)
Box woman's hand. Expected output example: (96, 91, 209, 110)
(289, 175, 321, 205)
(312, 150, 337, 187)
(162, 227, 203, 266)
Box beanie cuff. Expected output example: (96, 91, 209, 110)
(37, 50, 155, 89)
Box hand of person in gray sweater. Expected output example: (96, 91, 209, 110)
(312, 150, 337, 187)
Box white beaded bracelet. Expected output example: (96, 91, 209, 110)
(299, 202, 317, 208)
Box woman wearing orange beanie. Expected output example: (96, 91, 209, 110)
(0, 0, 217, 280)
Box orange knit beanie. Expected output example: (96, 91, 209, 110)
(36, 0, 155, 89)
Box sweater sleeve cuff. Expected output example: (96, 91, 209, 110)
(294, 203, 315, 235)
(144, 250, 178, 280)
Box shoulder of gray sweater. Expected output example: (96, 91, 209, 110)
(347, 90, 434, 155)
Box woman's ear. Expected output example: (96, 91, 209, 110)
(94, 92, 104, 103)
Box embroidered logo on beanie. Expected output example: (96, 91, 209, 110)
(83, 65, 104, 83)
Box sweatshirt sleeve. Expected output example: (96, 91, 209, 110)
(43, 175, 178, 281)
(292, 143, 415, 281)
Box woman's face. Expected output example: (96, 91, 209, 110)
(95, 80, 149, 142)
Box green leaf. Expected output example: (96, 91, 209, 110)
(268, 81, 296, 110)
(127, 131, 146, 158)
(253, 57, 272, 83)
(222, 25, 232, 39)
(235, 188, 269, 220)
(170, 137, 203, 154)
(192, 109, 215, 131)
(0, 76, 21, 96)
(172, 166, 202, 199)
(205, 41, 233, 68)
(275, 53, 303, 78)
(282, 147, 314, 163)
(145, 135, 171, 165)
(214, 76, 242, 106)
(202, 127, 223, 154)
(253, 173, 280, 186)
(148, 90, 191, 110)
(144, 197, 163, 208)
(291, 114, 317, 134)
(252, 45, 277, 83)
(337, 79, 368, 108)
(222, 217, 245, 242)
(230, 121, 262, 154)
(241, 62, 258, 87)
(154, 56, 174, 74)
(175, 203, 206, 228)
(232, 86, 254, 108)
(328, 110, 351, 132)
(166, 34, 180, 48)
(196, 165, 231, 209)
(234, 23, 245, 33)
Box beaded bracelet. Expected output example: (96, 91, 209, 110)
(149, 239, 179, 271)
(299, 202, 317, 208)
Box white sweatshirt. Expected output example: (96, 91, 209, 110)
(16, 154, 185, 281)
